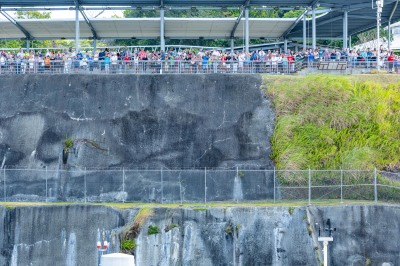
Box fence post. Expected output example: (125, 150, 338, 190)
(273, 167, 276, 204)
(84, 167, 87, 204)
(122, 167, 125, 203)
(3, 167, 6, 202)
(374, 168, 378, 203)
(45, 166, 48, 203)
(160, 167, 163, 204)
(308, 168, 311, 205)
(340, 168, 343, 204)
(204, 167, 207, 204)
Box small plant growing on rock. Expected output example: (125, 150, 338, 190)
(63, 135, 74, 153)
(235, 224, 241, 237)
(148, 225, 160, 235)
(121, 239, 136, 251)
(165, 223, 178, 232)
(225, 224, 233, 234)
(288, 207, 295, 215)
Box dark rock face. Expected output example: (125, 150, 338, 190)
(0, 74, 274, 169)
(0, 74, 275, 202)
(0, 205, 399, 266)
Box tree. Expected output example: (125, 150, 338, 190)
(15, 11, 51, 19)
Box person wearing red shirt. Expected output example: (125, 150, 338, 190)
(387, 52, 395, 72)
(287, 53, 294, 72)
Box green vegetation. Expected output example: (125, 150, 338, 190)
(64, 136, 74, 153)
(288, 206, 295, 215)
(225, 224, 233, 234)
(148, 225, 160, 235)
(235, 224, 241, 237)
(121, 239, 136, 251)
(264, 75, 400, 171)
(120, 207, 154, 254)
(165, 223, 178, 232)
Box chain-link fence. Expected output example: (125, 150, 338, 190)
(0, 167, 399, 203)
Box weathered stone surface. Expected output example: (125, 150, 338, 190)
(1, 205, 399, 266)
(0, 74, 274, 202)
(0, 74, 273, 169)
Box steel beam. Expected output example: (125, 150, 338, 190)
(230, 0, 250, 39)
(303, 15, 307, 51)
(0, 10, 31, 39)
(282, 9, 308, 38)
(79, 8, 98, 39)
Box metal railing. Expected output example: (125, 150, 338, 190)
(0, 58, 398, 75)
(0, 59, 302, 75)
(1, 167, 399, 204)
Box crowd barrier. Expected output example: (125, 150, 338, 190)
(0, 58, 399, 75)
(1, 167, 399, 204)
(0, 59, 301, 75)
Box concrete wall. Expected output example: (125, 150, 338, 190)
(0, 205, 399, 266)
(0, 74, 275, 202)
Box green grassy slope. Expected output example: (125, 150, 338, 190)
(263, 75, 400, 171)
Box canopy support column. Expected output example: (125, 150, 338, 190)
(343, 10, 348, 50)
(75, 3, 80, 53)
(245, 7, 249, 53)
(303, 15, 307, 51)
(312, 6, 316, 50)
(160, 7, 165, 52)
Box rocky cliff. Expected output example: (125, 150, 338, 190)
(0, 74, 274, 202)
(1, 204, 399, 266)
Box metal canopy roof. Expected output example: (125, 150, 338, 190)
(0, 18, 296, 39)
(0, 0, 399, 41)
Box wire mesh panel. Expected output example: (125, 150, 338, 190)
(205, 169, 274, 202)
(377, 171, 400, 203)
(82, 169, 124, 202)
(276, 170, 309, 201)
(3, 169, 49, 202)
(342, 170, 375, 201)
(123, 170, 161, 203)
(311, 170, 341, 201)
(163, 169, 205, 203)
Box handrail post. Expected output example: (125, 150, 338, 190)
(374, 168, 378, 202)
(308, 168, 311, 205)
(204, 167, 207, 204)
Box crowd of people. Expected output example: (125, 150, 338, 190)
(0, 46, 399, 74)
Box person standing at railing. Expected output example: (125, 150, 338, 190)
(104, 53, 110, 74)
(387, 52, 395, 73)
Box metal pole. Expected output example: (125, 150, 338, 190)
(26, 39, 30, 51)
(308, 168, 311, 205)
(377, 0, 382, 71)
(374, 168, 378, 202)
(84, 167, 87, 203)
(122, 167, 125, 203)
(388, 20, 391, 51)
(312, 6, 316, 50)
(161, 168, 163, 204)
(230, 37, 234, 53)
(245, 7, 249, 53)
(323, 240, 328, 266)
(160, 7, 165, 52)
(75, 3, 80, 54)
(340, 168, 343, 204)
(273, 167, 276, 203)
(303, 15, 307, 51)
(3, 167, 5, 202)
(343, 10, 348, 50)
(204, 167, 207, 204)
(284, 39, 288, 53)
(93, 39, 97, 54)
(349, 35, 352, 50)
(45, 166, 48, 202)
